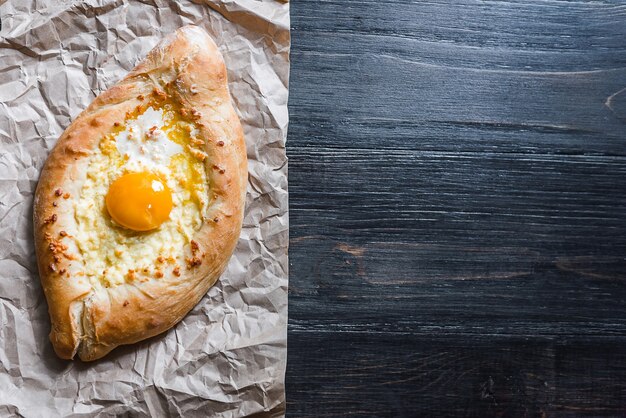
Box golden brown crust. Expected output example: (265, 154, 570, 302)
(33, 26, 247, 361)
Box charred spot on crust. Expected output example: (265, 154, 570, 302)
(156, 256, 165, 263)
(59, 268, 66, 275)
(217, 141, 224, 147)
(173, 266, 181, 277)
(137, 94, 145, 100)
(44, 233, 73, 261)
(54, 188, 63, 197)
(190, 240, 199, 254)
(90, 118, 100, 127)
(49, 239, 68, 255)
(212, 164, 224, 173)
(52, 202, 58, 207)
(49, 263, 57, 272)
(153, 88, 167, 101)
(123, 300, 129, 307)
(190, 136, 205, 146)
(213, 217, 219, 223)
(114, 122, 121, 127)
(191, 109, 202, 120)
(189, 147, 207, 161)
(44, 214, 57, 224)
(155, 270, 164, 278)
(59, 231, 67, 237)
(186, 256, 202, 268)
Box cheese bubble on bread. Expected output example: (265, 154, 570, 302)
(33, 26, 247, 361)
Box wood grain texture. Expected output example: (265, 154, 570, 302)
(286, 0, 626, 416)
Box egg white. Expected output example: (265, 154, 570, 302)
(115, 107, 182, 171)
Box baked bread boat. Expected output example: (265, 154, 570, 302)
(33, 25, 247, 361)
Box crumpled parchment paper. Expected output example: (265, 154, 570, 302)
(0, 1, 289, 416)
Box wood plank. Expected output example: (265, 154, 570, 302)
(289, 235, 626, 336)
(289, 0, 626, 154)
(286, 333, 626, 417)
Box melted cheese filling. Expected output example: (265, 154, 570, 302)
(74, 103, 208, 288)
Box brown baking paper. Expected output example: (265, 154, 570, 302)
(0, 1, 289, 416)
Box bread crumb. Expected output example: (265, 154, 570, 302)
(44, 214, 57, 224)
(190, 240, 199, 254)
(137, 94, 145, 100)
(173, 266, 181, 277)
(49, 263, 57, 272)
(156, 256, 165, 263)
(155, 270, 164, 278)
(63, 193, 70, 199)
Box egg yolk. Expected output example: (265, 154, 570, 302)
(105, 172, 173, 231)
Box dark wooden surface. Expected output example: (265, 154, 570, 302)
(285, 1, 626, 416)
